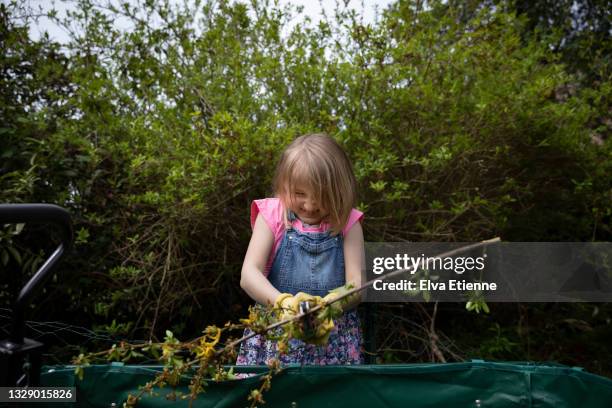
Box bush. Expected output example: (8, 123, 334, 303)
(1, 0, 609, 368)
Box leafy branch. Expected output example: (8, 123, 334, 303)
(73, 238, 500, 406)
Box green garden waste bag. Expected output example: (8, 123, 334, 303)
(40, 361, 612, 407)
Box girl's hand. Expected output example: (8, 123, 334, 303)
(273, 292, 335, 345)
(274, 293, 293, 309)
(276, 292, 321, 316)
(323, 283, 361, 308)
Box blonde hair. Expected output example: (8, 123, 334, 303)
(273, 133, 357, 235)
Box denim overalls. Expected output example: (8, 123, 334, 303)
(236, 210, 363, 366)
(268, 210, 345, 297)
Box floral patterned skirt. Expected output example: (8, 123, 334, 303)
(236, 309, 363, 366)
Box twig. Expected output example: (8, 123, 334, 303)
(220, 237, 501, 354)
(429, 302, 446, 362)
(150, 230, 174, 339)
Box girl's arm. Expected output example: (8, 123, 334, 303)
(240, 213, 282, 306)
(342, 220, 365, 311)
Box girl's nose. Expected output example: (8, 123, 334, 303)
(303, 200, 317, 212)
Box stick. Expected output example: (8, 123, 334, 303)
(220, 237, 501, 354)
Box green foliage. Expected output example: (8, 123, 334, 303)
(1, 0, 610, 372)
(479, 322, 519, 358)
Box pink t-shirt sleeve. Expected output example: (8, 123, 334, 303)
(250, 198, 284, 234)
(342, 208, 364, 236)
(250, 198, 286, 276)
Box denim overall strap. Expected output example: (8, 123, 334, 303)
(268, 211, 345, 297)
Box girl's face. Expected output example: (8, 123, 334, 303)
(290, 182, 328, 225)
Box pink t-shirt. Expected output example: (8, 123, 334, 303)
(250, 198, 364, 276)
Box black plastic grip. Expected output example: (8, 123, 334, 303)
(0, 204, 73, 246)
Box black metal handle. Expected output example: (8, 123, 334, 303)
(299, 301, 316, 339)
(0, 204, 73, 343)
(0, 204, 72, 241)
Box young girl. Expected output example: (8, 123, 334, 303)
(236, 133, 364, 365)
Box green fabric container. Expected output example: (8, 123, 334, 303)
(40, 361, 612, 407)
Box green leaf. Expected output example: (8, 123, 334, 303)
(14, 223, 25, 235)
(75, 366, 84, 381)
(75, 227, 90, 245)
(1, 249, 8, 266)
(7, 246, 22, 266)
